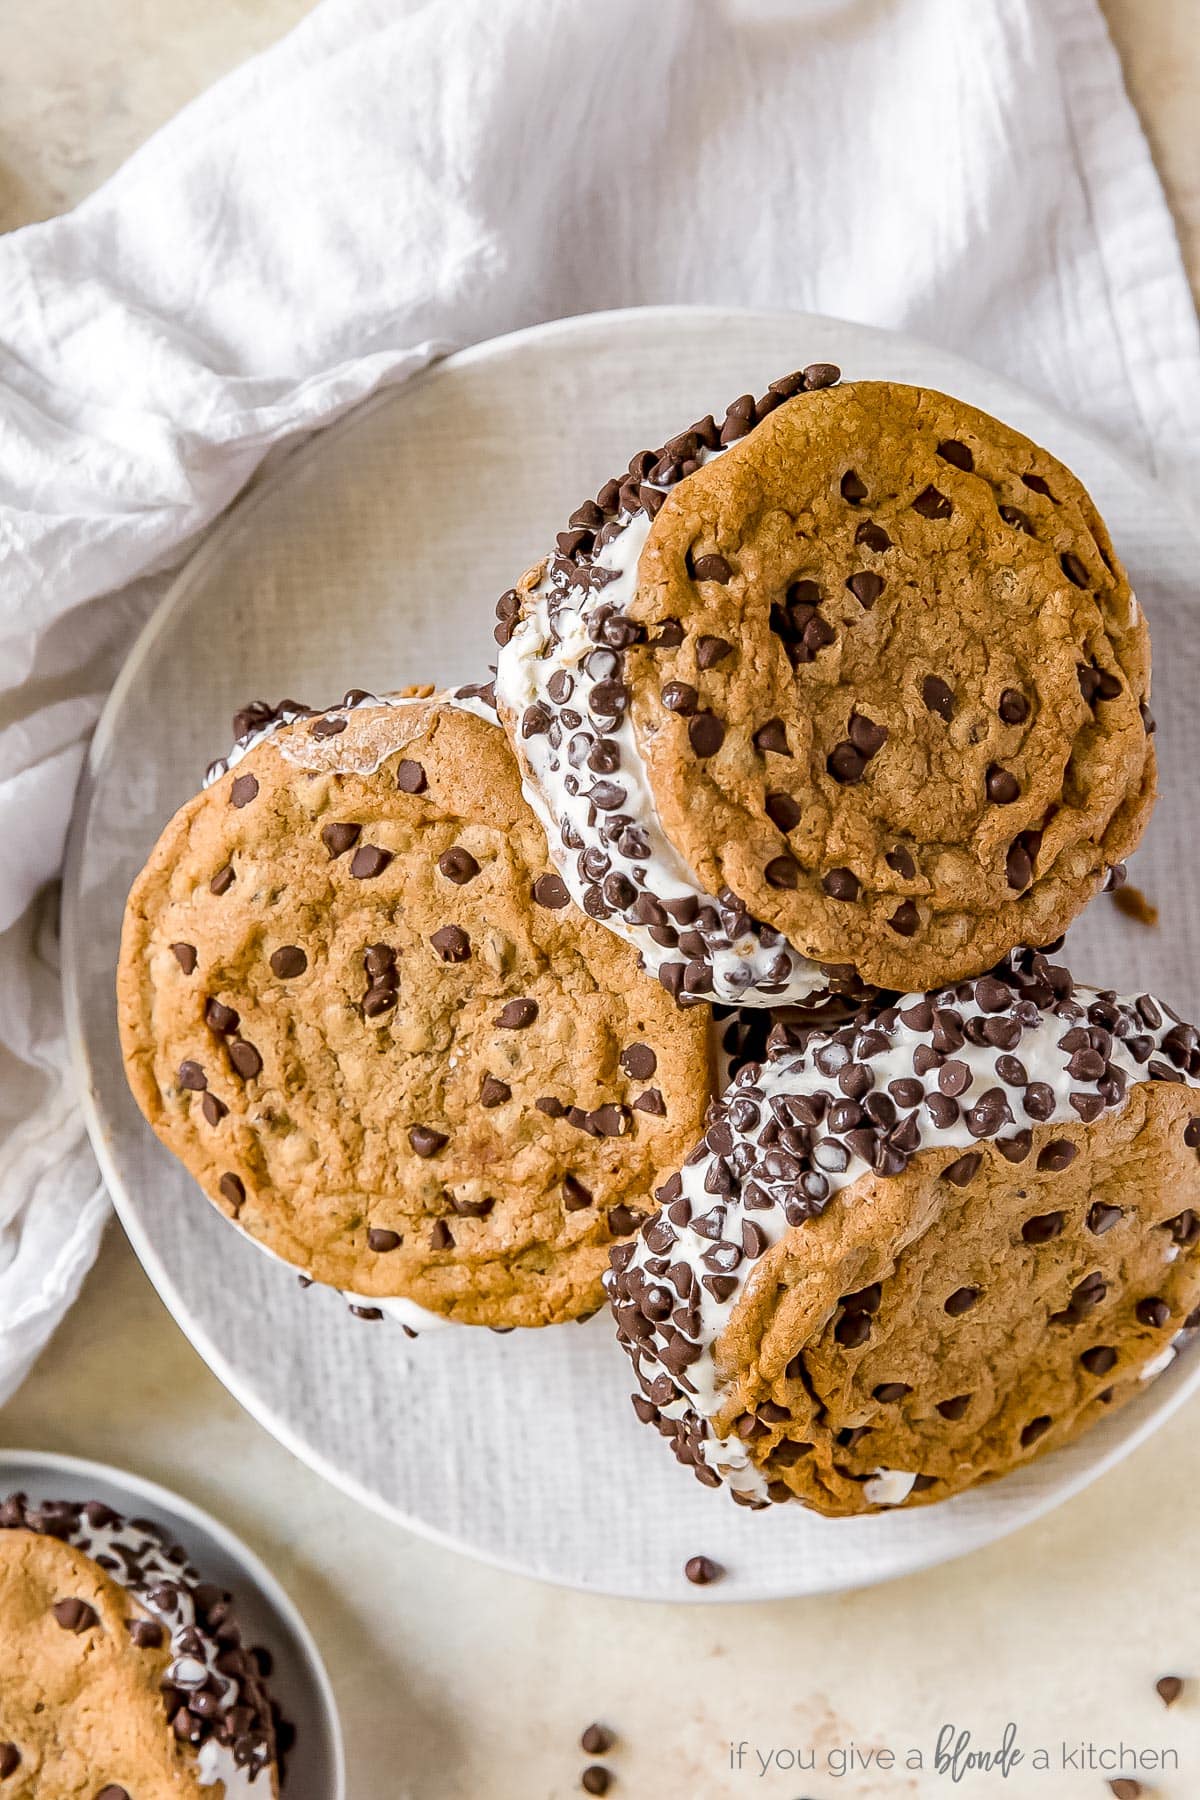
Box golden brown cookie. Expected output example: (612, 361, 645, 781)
(495, 371, 1153, 1004)
(118, 691, 712, 1327)
(608, 949, 1200, 1515)
(0, 1493, 280, 1797)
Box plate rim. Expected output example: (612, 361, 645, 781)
(60, 300, 1200, 1604)
(0, 1445, 347, 1792)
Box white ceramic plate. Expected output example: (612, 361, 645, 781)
(62, 306, 1200, 1601)
(0, 1448, 344, 1794)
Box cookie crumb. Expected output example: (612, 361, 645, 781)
(1156, 1673, 1184, 1707)
(684, 1555, 724, 1586)
(1112, 884, 1158, 927)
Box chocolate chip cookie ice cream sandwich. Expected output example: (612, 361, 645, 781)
(494, 370, 1153, 1008)
(0, 1492, 282, 1796)
(608, 949, 1200, 1515)
(118, 688, 712, 1328)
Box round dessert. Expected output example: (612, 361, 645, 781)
(608, 949, 1200, 1514)
(118, 689, 712, 1328)
(494, 370, 1154, 1006)
(0, 1491, 282, 1796)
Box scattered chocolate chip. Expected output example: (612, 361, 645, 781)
(409, 1125, 449, 1157)
(846, 570, 883, 609)
(430, 925, 471, 962)
(322, 822, 361, 858)
(395, 759, 427, 794)
(913, 485, 951, 519)
(1108, 1783, 1143, 1800)
(177, 1059, 207, 1092)
(803, 362, 841, 389)
(52, 1597, 98, 1633)
(497, 998, 538, 1029)
(205, 997, 239, 1034)
(230, 773, 259, 808)
(209, 863, 235, 896)
(581, 1769, 612, 1796)
(1156, 1676, 1184, 1708)
(433, 846, 479, 887)
(998, 688, 1030, 724)
(125, 1616, 165, 1648)
(684, 1555, 723, 1586)
(228, 1040, 262, 1080)
(269, 945, 308, 978)
(480, 1075, 511, 1108)
(753, 718, 791, 756)
(170, 942, 198, 974)
(688, 712, 725, 757)
(922, 675, 955, 721)
(1113, 885, 1159, 928)
(201, 1093, 228, 1126)
(368, 1228, 402, 1253)
(218, 1173, 245, 1212)
(532, 873, 570, 909)
(986, 764, 1020, 804)
(350, 845, 392, 880)
(581, 1724, 614, 1756)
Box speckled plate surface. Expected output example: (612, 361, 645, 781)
(62, 306, 1200, 1600)
(0, 1449, 344, 1794)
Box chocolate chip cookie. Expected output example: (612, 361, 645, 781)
(495, 372, 1153, 1005)
(118, 691, 712, 1327)
(608, 949, 1200, 1514)
(0, 1492, 281, 1796)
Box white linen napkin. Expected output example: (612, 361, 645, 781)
(1, 0, 1197, 1402)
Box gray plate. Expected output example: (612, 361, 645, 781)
(62, 305, 1200, 1600)
(0, 1448, 345, 1795)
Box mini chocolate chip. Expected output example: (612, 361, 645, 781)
(753, 718, 790, 756)
(822, 868, 860, 902)
(846, 570, 883, 608)
(201, 1093, 227, 1126)
(439, 847, 480, 884)
(480, 1075, 511, 1107)
(563, 1175, 593, 1211)
(688, 712, 725, 757)
(1022, 1211, 1065, 1244)
(1081, 1345, 1117, 1376)
(409, 1125, 449, 1157)
(803, 362, 841, 389)
(1136, 1297, 1170, 1328)
(532, 873, 570, 909)
(764, 790, 802, 832)
(270, 945, 308, 978)
(888, 900, 920, 937)
(998, 688, 1029, 725)
(228, 1040, 262, 1080)
(1020, 1415, 1051, 1447)
(218, 1173, 245, 1212)
(696, 635, 733, 669)
(936, 438, 974, 471)
(764, 855, 801, 890)
(922, 675, 955, 721)
(52, 1597, 98, 1633)
(178, 1060, 207, 1092)
(497, 997, 538, 1029)
(913, 485, 951, 519)
(322, 822, 361, 858)
(986, 764, 1020, 804)
(350, 845, 393, 879)
(944, 1286, 981, 1316)
(691, 552, 733, 583)
(827, 741, 866, 783)
(430, 925, 471, 962)
(620, 1043, 657, 1080)
(230, 773, 259, 808)
(209, 863, 235, 896)
(395, 759, 427, 794)
(368, 1228, 402, 1252)
(684, 1555, 723, 1585)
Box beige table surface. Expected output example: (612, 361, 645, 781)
(2, 4, 1199, 1797)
